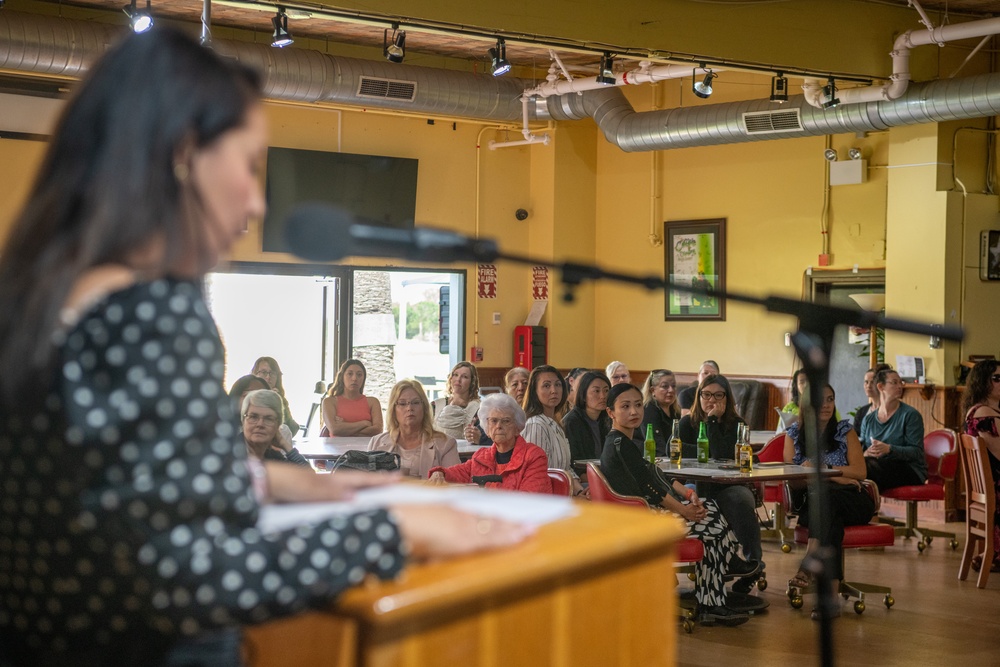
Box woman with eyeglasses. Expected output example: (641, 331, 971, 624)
(640, 369, 680, 457)
(252, 355, 299, 436)
(368, 380, 460, 479)
(241, 389, 310, 467)
(679, 374, 762, 592)
(321, 359, 383, 437)
(428, 393, 551, 493)
(562, 371, 613, 462)
(962, 359, 1000, 573)
(859, 368, 926, 492)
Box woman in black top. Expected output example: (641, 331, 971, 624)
(640, 369, 680, 456)
(562, 371, 612, 462)
(678, 375, 762, 591)
(599, 384, 757, 627)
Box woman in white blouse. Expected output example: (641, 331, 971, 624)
(433, 361, 482, 441)
(521, 365, 585, 495)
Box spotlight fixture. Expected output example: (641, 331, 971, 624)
(270, 7, 293, 48)
(488, 38, 511, 77)
(848, 147, 864, 160)
(596, 52, 616, 85)
(822, 76, 839, 109)
(384, 24, 406, 63)
(770, 73, 788, 103)
(122, 0, 153, 33)
(823, 148, 839, 162)
(693, 66, 716, 99)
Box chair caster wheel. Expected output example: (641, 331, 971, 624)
(757, 577, 768, 591)
(688, 572, 696, 581)
(854, 600, 865, 615)
(683, 619, 694, 633)
(781, 543, 792, 553)
(925, 536, 933, 545)
(790, 595, 803, 609)
(917, 541, 927, 553)
(884, 594, 894, 608)
(950, 539, 959, 550)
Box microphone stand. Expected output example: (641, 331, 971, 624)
(461, 244, 962, 667)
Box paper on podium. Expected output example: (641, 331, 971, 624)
(257, 484, 578, 536)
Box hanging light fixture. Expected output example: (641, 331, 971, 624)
(122, 0, 153, 33)
(822, 76, 840, 109)
(488, 38, 511, 77)
(384, 24, 406, 63)
(770, 73, 789, 103)
(693, 66, 716, 99)
(270, 7, 293, 48)
(596, 52, 616, 85)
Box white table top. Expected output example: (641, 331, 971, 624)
(292, 436, 481, 459)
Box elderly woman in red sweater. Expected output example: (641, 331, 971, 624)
(429, 393, 552, 493)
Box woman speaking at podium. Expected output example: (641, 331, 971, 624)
(0, 28, 527, 667)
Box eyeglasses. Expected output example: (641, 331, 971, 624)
(700, 391, 727, 400)
(396, 400, 422, 409)
(244, 411, 278, 426)
(485, 417, 514, 427)
(254, 370, 276, 378)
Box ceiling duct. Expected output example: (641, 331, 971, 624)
(2, 10, 1000, 152)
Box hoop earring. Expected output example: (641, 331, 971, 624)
(173, 163, 190, 182)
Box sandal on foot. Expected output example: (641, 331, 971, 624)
(788, 569, 813, 589)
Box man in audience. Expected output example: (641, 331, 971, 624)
(679, 360, 720, 416)
(605, 361, 632, 386)
(853, 363, 891, 436)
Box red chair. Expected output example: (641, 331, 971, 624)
(546, 468, 572, 496)
(586, 463, 701, 632)
(958, 434, 995, 588)
(787, 480, 896, 615)
(881, 429, 960, 552)
(757, 433, 793, 552)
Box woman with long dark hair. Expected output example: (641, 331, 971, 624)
(0, 28, 526, 666)
(522, 365, 583, 494)
(251, 355, 299, 436)
(321, 358, 383, 437)
(562, 371, 612, 462)
(783, 384, 875, 613)
(962, 360, 1000, 573)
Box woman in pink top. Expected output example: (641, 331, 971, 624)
(321, 359, 383, 436)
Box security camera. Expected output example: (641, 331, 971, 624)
(515, 208, 529, 221)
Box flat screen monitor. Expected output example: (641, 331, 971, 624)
(263, 147, 418, 253)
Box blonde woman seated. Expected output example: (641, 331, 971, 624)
(521, 365, 585, 495)
(242, 390, 310, 468)
(433, 361, 483, 441)
(368, 380, 460, 479)
(321, 359, 383, 437)
(429, 393, 551, 493)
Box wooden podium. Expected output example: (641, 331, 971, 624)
(244, 502, 685, 667)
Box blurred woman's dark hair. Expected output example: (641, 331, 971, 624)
(690, 374, 741, 426)
(963, 359, 1000, 413)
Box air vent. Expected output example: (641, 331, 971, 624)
(742, 108, 803, 135)
(357, 76, 417, 102)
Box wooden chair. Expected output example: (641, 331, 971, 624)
(787, 480, 896, 615)
(546, 468, 572, 496)
(881, 428, 960, 552)
(586, 462, 701, 632)
(756, 433, 794, 553)
(958, 434, 996, 589)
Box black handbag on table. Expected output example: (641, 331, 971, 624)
(329, 450, 400, 472)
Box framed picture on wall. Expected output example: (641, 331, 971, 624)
(980, 230, 1000, 281)
(664, 218, 726, 321)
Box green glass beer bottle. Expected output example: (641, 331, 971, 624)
(644, 423, 656, 465)
(697, 421, 710, 463)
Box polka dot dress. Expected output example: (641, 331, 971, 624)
(0, 279, 405, 666)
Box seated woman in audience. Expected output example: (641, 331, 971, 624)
(679, 374, 762, 590)
(242, 390, 311, 467)
(429, 393, 551, 493)
(781, 368, 809, 416)
(962, 360, 1000, 573)
(504, 366, 530, 405)
(562, 371, 612, 462)
(678, 360, 720, 416)
(522, 365, 584, 495)
(600, 384, 758, 627)
(563, 367, 589, 414)
(229, 373, 270, 407)
(853, 363, 891, 436)
(641, 369, 680, 456)
(252, 355, 300, 436)
(605, 360, 632, 386)
(860, 368, 926, 492)
(783, 384, 875, 610)
(433, 361, 483, 441)
(321, 358, 383, 437)
(368, 379, 460, 479)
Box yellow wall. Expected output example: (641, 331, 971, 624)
(0, 138, 47, 230)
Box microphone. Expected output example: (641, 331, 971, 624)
(283, 203, 501, 263)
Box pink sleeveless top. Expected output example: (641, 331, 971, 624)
(336, 395, 373, 422)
